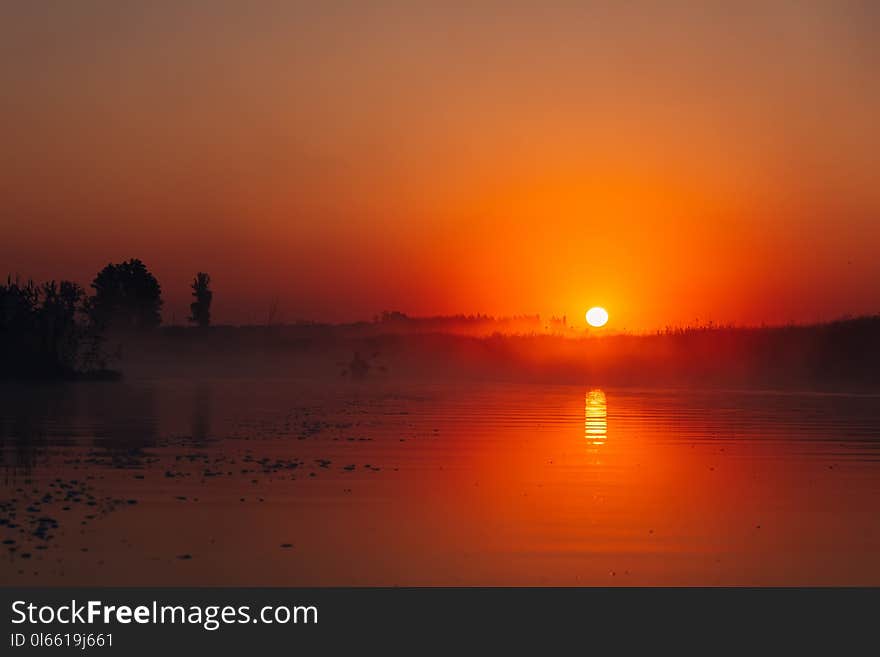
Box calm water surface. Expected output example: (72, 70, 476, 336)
(1, 380, 879, 585)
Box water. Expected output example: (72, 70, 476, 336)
(2, 380, 879, 585)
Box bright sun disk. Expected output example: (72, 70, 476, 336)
(586, 306, 609, 328)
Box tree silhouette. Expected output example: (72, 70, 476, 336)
(89, 259, 162, 331)
(189, 272, 212, 328)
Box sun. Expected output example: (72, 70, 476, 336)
(586, 306, 609, 328)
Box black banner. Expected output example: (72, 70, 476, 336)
(1, 588, 876, 654)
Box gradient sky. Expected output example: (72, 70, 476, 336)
(2, 1, 879, 330)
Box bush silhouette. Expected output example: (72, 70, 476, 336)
(0, 276, 105, 378)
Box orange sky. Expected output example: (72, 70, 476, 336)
(2, 2, 879, 330)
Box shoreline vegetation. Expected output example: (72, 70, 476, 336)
(3, 261, 878, 390)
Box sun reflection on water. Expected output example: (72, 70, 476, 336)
(585, 389, 607, 446)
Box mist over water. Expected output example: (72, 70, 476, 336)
(2, 379, 879, 585)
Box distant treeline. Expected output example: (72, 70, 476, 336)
(370, 310, 551, 335)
